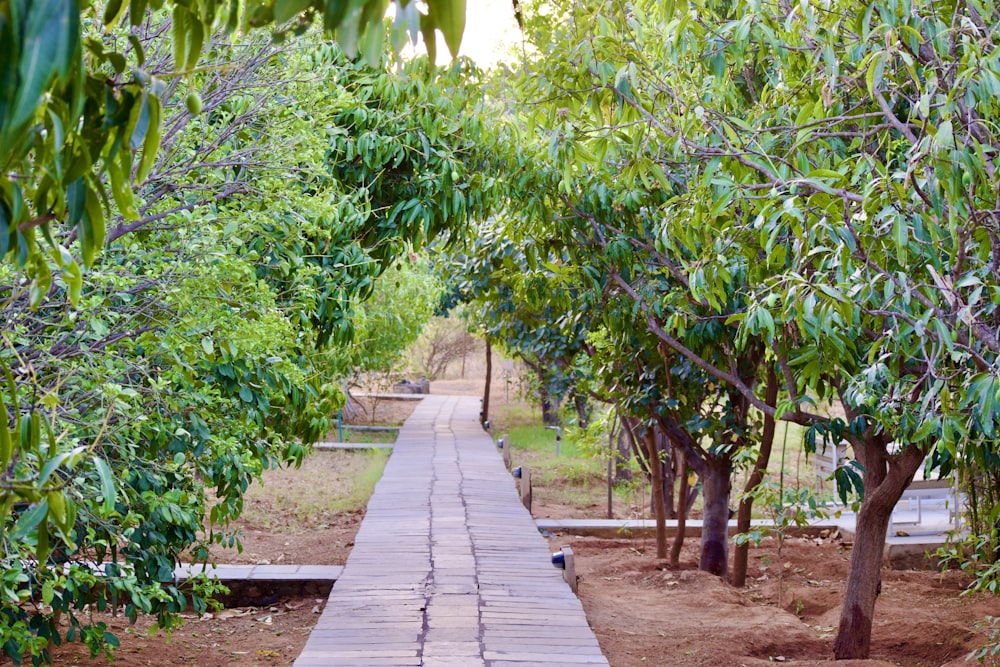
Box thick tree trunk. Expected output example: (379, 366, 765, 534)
(481, 338, 492, 426)
(833, 436, 924, 659)
(732, 365, 778, 587)
(700, 454, 733, 577)
(539, 382, 559, 425)
(644, 428, 667, 559)
(670, 447, 688, 567)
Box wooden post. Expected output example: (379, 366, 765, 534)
(561, 546, 577, 594)
(520, 468, 532, 512)
(501, 438, 511, 468)
(481, 338, 492, 426)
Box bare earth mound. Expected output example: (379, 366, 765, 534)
(558, 533, 999, 666)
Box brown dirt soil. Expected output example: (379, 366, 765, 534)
(210, 512, 363, 567)
(41, 596, 325, 667)
(23, 377, 1000, 667)
(549, 531, 1000, 667)
(340, 394, 420, 426)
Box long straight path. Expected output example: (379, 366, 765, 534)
(294, 394, 608, 667)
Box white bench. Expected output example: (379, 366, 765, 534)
(890, 478, 961, 532)
(814, 441, 851, 504)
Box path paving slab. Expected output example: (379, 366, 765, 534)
(294, 395, 609, 667)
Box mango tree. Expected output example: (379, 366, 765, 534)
(450, 218, 596, 425)
(0, 22, 504, 663)
(511, 0, 1000, 658)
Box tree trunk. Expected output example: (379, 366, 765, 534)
(833, 436, 924, 659)
(574, 393, 590, 428)
(699, 454, 733, 577)
(481, 338, 492, 426)
(685, 482, 700, 519)
(614, 427, 633, 483)
(539, 380, 559, 425)
(649, 428, 676, 519)
(732, 364, 778, 587)
(661, 457, 676, 519)
(644, 427, 667, 559)
(671, 447, 688, 567)
(660, 428, 676, 519)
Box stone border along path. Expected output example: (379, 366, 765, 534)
(294, 394, 609, 667)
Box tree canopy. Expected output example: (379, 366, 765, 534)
(0, 0, 468, 304)
(0, 9, 510, 660)
(443, 0, 1000, 658)
(4, 0, 1000, 663)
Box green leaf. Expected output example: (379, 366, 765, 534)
(324, 0, 351, 32)
(135, 92, 161, 185)
(757, 307, 775, 337)
(130, 0, 149, 27)
(935, 119, 953, 150)
(362, 21, 385, 65)
(806, 169, 843, 181)
(226, 0, 240, 32)
(66, 178, 86, 232)
(892, 214, 907, 265)
(93, 456, 117, 514)
(865, 51, 884, 98)
(103, 0, 127, 28)
(173, 5, 187, 69)
(185, 15, 204, 71)
(128, 91, 151, 151)
(428, 0, 465, 58)
(710, 52, 726, 80)
(419, 11, 437, 66)
(275, 0, 313, 23)
(80, 181, 106, 267)
(38, 445, 87, 487)
(10, 499, 49, 541)
(108, 154, 140, 220)
(63, 254, 82, 304)
(8, 0, 78, 129)
(42, 581, 55, 606)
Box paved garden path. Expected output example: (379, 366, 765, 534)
(294, 394, 609, 667)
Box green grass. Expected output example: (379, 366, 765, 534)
(502, 423, 602, 484)
(494, 405, 625, 514)
(342, 428, 398, 444)
(494, 402, 835, 519)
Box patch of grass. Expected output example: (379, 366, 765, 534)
(494, 403, 541, 431)
(240, 449, 390, 531)
(347, 450, 390, 508)
(496, 414, 610, 513)
(494, 402, 835, 519)
(343, 428, 398, 444)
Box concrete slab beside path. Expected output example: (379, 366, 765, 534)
(294, 394, 609, 667)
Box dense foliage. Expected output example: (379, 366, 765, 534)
(0, 10, 503, 661)
(4, 0, 1000, 663)
(447, 0, 1000, 659)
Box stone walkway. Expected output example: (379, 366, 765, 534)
(294, 394, 608, 667)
